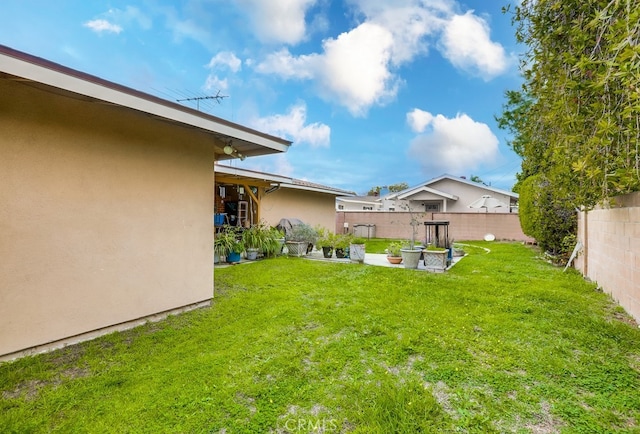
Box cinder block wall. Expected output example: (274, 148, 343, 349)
(575, 192, 640, 322)
(335, 211, 533, 242)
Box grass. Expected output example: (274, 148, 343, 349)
(1, 242, 640, 433)
(361, 237, 406, 254)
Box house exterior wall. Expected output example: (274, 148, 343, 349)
(0, 78, 214, 359)
(336, 211, 533, 242)
(337, 201, 381, 212)
(262, 188, 337, 231)
(575, 192, 640, 322)
(426, 179, 513, 213)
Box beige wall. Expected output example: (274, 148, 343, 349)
(261, 188, 337, 232)
(1, 78, 215, 358)
(336, 211, 533, 242)
(575, 193, 640, 322)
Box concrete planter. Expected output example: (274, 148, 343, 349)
(401, 248, 422, 269)
(286, 241, 307, 257)
(349, 243, 366, 263)
(423, 249, 448, 272)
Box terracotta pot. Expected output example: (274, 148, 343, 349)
(387, 256, 402, 264)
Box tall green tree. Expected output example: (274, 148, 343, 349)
(498, 0, 640, 255)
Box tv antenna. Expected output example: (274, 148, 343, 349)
(176, 90, 228, 111)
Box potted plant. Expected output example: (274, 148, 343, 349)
(386, 241, 403, 264)
(316, 234, 335, 258)
(216, 226, 244, 263)
(242, 222, 267, 260)
(349, 236, 366, 263)
(423, 244, 448, 272)
(214, 231, 232, 264)
(285, 223, 317, 257)
(399, 204, 424, 269)
(262, 227, 285, 258)
(334, 234, 351, 258)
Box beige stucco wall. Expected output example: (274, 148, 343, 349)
(0, 78, 215, 358)
(336, 211, 533, 242)
(261, 188, 337, 232)
(575, 193, 640, 322)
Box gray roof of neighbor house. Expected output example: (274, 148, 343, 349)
(383, 174, 519, 200)
(215, 164, 356, 196)
(0, 45, 291, 160)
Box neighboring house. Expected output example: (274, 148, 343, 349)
(335, 195, 383, 211)
(215, 164, 355, 231)
(337, 174, 518, 213)
(0, 45, 290, 360)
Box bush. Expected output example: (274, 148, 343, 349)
(519, 175, 576, 256)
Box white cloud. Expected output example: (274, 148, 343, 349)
(108, 6, 152, 30)
(251, 102, 330, 148)
(253, 1, 508, 116)
(242, 154, 295, 177)
(255, 23, 399, 116)
(83, 19, 122, 34)
(407, 111, 499, 175)
(206, 51, 242, 72)
(235, 0, 317, 45)
(438, 11, 508, 80)
(319, 22, 398, 116)
(348, 0, 452, 65)
(204, 75, 228, 92)
(406, 108, 434, 133)
(254, 48, 318, 79)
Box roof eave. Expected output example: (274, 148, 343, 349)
(0, 45, 291, 157)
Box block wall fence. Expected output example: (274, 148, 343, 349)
(335, 211, 534, 243)
(575, 192, 640, 323)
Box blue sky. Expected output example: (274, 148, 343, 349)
(0, 0, 524, 194)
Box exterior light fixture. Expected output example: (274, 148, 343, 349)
(223, 145, 234, 155)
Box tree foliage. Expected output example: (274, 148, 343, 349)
(498, 0, 640, 254)
(388, 182, 409, 192)
(366, 183, 409, 196)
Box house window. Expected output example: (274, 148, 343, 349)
(389, 207, 395, 212)
(338, 205, 344, 210)
(425, 203, 440, 212)
(363, 206, 373, 210)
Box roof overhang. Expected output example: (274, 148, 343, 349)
(0, 45, 291, 160)
(215, 164, 355, 196)
(427, 174, 519, 199)
(396, 186, 458, 201)
(215, 164, 290, 188)
(336, 197, 381, 205)
(282, 183, 354, 196)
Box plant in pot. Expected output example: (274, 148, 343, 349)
(399, 204, 425, 269)
(262, 227, 285, 258)
(214, 231, 232, 264)
(423, 244, 448, 272)
(386, 241, 403, 264)
(316, 233, 336, 258)
(285, 223, 317, 257)
(216, 226, 244, 263)
(242, 223, 266, 260)
(349, 236, 367, 263)
(334, 234, 351, 258)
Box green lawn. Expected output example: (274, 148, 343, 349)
(2, 242, 639, 433)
